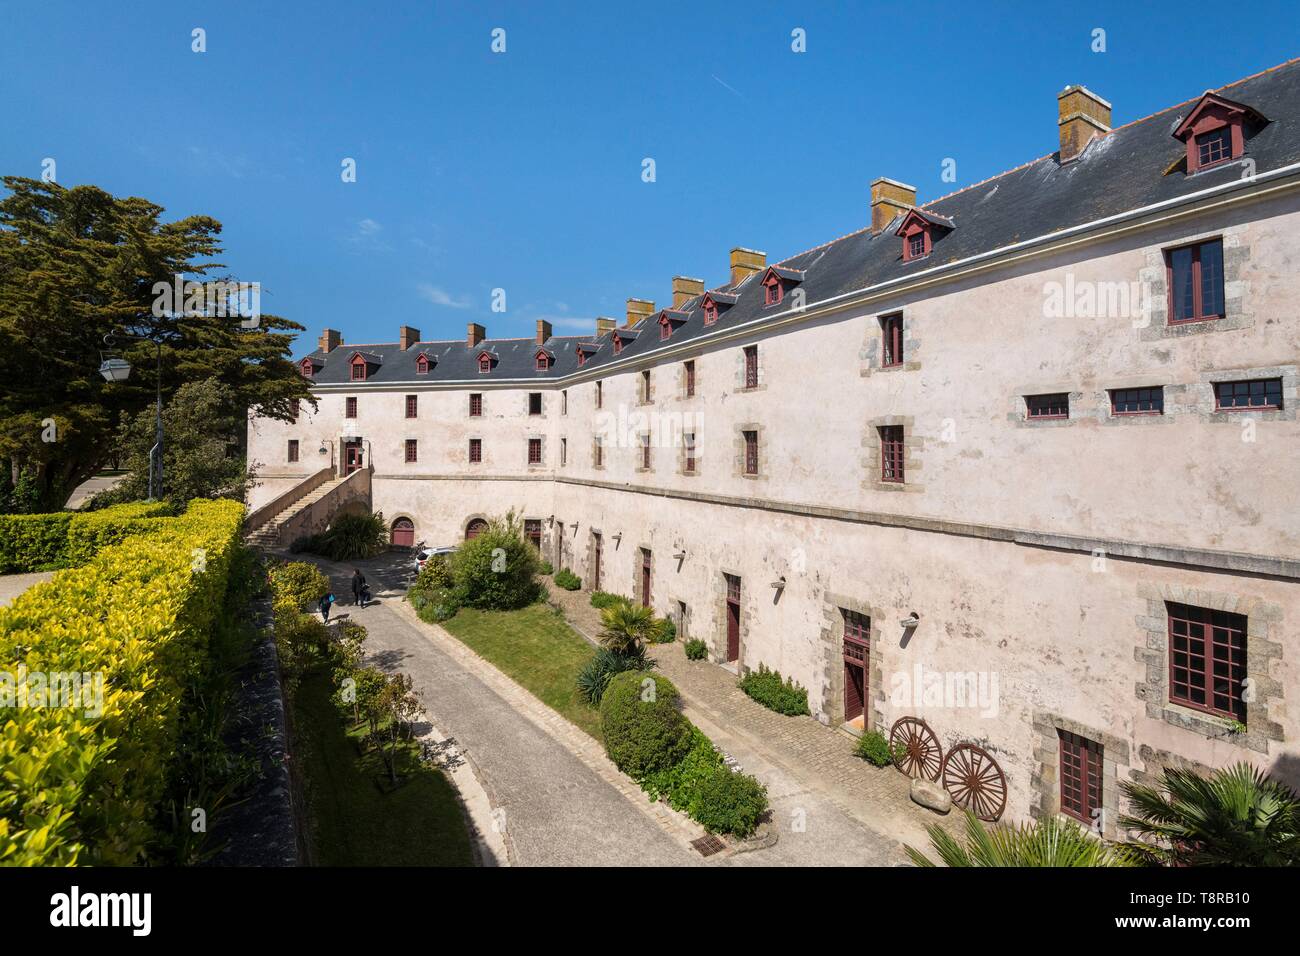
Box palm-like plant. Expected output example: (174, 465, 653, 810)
(1119, 762, 1300, 867)
(906, 811, 1138, 867)
(597, 602, 665, 656)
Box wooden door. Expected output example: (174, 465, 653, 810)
(344, 440, 363, 475)
(725, 574, 740, 662)
(842, 612, 870, 724)
(465, 518, 488, 540)
(390, 517, 414, 548)
(844, 662, 865, 722)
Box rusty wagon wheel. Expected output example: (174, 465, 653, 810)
(941, 743, 1007, 822)
(889, 717, 943, 781)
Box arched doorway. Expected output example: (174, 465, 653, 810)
(390, 517, 415, 548)
(465, 518, 488, 540)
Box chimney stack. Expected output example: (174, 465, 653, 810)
(319, 328, 342, 353)
(729, 248, 766, 286)
(672, 276, 706, 309)
(595, 317, 617, 338)
(625, 298, 655, 328)
(870, 178, 917, 235)
(1057, 86, 1111, 163)
(399, 325, 420, 350)
(467, 322, 486, 348)
(536, 319, 552, 345)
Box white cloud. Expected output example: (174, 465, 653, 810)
(357, 218, 382, 236)
(416, 283, 472, 309)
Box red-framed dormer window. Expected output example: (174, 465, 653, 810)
(660, 317, 671, 341)
(415, 353, 430, 375)
(478, 352, 492, 374)
(902, 223, 931, 262)
(763, 273, 783, 306)
(300, 358, 315, 378)
(1174, 93, 1263, 174)
(577, 349, 587, 368)
(535, 350, 551, 371)
(613, 334, 624, 356)
(703, 300, 718, 325)
(350, 355, 367, 381)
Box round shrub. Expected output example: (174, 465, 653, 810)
(684, 638, 708, 661)
(450, 512, 541, 610)
(599, 671, 693, 779)
(855, 730, 903, 767)
(408, 557, 462, 622)
(267, 560, 329, 610)
(688, 766, 769, 837)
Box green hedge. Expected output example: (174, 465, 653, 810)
(65, 502, 176, 565)
(0, 498, 245, 866)
(738, 664, 811, 716)
(0, 502, 175, 573)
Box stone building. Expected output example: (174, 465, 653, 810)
(248, 60, 1300, 832)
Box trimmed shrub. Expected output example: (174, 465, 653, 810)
(599, 672, 693, 778)
(738, 664, 810, 716)
(0, 498, 245, 865)
(640, 726, 723, 805)
(450, 512, 541, 610)
(684, 638, 708, 661)
(267, 561, 330, 611)
(855, 730, 904, 767)
(590, 591, 630, 610)
(576, 646, 654, 705)
(689, 765, 769, 837)
(538, 560, 554, 575)
(64, 502, 177, 565)
(553, 568, 581, 591)
(0, 512, 73, 573)
(408, 556, 461, 622)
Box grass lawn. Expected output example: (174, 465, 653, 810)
(440, 602, 603, 739)
(292, 666, 474, 867)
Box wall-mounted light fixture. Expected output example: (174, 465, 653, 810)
(318, 443, 328, 456)
(899, 611, 920, 629)
(547, 515, 555, 527)
(770, 575, 787, 590)
(612, 532, 623, 544)
(673, 550, 686, 561)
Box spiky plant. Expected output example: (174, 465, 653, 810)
(597, 601, 665, 656)
(906, 811, 1138, 867)
(1119, 762, 1300, 867)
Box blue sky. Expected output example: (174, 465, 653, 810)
(4, 1, 1297, 351)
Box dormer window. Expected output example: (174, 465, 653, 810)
(908, 232, 926, 259)
(613, 335, 623, 355)
(1173, 92, 1266, 174)
(577, 350, 587, 367)
(704, 301, 718, 324)
(660, 318, 671, 340)
(895, 208, 953, 263)
(763, 273, 783, 306)
(657, 310, 688, 341)
(535, 349, 552, 371)
(415, 353, 431, 375)
(477, 351, 494, 374)
(350, 355, 367, 381)
(700, 291, 735, 326)
(300, 358, 317, 379)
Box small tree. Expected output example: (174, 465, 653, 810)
(450, 510, 540, 610)
(375, 673, 423, 787)
(597, 602, 665, 656)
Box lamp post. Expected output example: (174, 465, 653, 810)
(99, 333, 164, 501)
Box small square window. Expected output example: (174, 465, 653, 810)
(1197, 127, 1233, 168)
(1026, 393, 1069, 420)
(1215, 378, 1282, 411)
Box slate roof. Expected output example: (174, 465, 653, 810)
(301, 58, 1300, 386)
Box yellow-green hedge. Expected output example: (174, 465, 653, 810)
(0, 502, 175, 574)
(0, 498, 244, 866)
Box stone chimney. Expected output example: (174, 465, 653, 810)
(729, 248, 766, 286)
(399, 325, 420, 350)
(870, 178, 917, 235)
(536, 319, 552, 345)
(625, 298, 655, 328)
(1058, 86, 1111, 163)
(595, 317, 617, 338)
(467, 322, 486, 348)
(672, 276, 705, 309)
(319, 328, 342, 353)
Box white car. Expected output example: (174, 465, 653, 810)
(414, 545, 457, 575)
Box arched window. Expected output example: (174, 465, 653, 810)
(465, 518, 488, 540)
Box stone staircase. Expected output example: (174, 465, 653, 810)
(245, 475, 350, 548)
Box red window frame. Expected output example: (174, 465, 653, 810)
(684, 432, 696, 473)
(577, 349, 587, 368)
(1026, 393, 1069, 420)
(881, 314, 904, 367)
(1110, 387, 1163, 416)
(902, 225, 931, 262)
(725, 573, 741, 603)
(1167, 602, 1247, 722)
(613, 335, 623, 355)
(1197, 127, 1233, 168)
(743, 430, 758, 475)
(763, 275, 783, 306)
(1214, 378, 1282, 411)
(660, 318, 671, 341)
(842, 610, 870, 646)
(405, 395, 417, 418)
(478, 353, 492, 373)
(1166, 239, 1224, 324)
(685, 360, 695, 397)
(535, 353, 550, 371)
(469, 393, 482, 417)
(287, 439, 299, 463)
(300, 358, 315, 378)
(350, 357, 367, 381)
(879, 425, 904, 483)
(1058, 731, 1103, 825)
(528, 392, 542, 416)
(415, 354, 429, 375)
(528, 438, 542, 465)
(404, 439, 418, 463)
(641, 370, 651, 403)
(345, 396, 357, 419)
(743, 346, 758, 388)
(703, 302, 718, 325)
(468, 438, 482, 463)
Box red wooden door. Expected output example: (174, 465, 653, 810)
(524, 519, 542, 550)
(725, 574, 740, 662)
(465, 518, 488, 540)
(344, 440, 363, 475)
(842, 612, 870, 723)
(390, 517, 414, 548)
(640, 549, 652, 607)
(593, 534, 602, 591)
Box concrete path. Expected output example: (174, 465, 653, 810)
(64, 473, 128, 510)
(0, 572, 54, 608)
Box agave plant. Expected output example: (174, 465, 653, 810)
(575, 646, 654, 705)
(906, 811, 1138, 867)
(1119, 762, 1300, 867)
(597, 601, 665, 656)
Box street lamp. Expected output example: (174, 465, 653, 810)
(100, 333, 165, 501)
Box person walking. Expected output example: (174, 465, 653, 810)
(351, 569, 366, 607)
(318, 591, 335, 622)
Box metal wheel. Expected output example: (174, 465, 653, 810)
(889, 717, 943, 781)
(941, 743, 1007, 822)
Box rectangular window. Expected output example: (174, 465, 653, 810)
(560, 437, 567, 467)
(1167, 239, 1224, 324)
(641, 369, 651, 403)
(562, 390, 568, 415)
(528, 392, 542, 415)
(594, 438, 603, 468)
(405, 395, 418, 418)
(842, 609, 870, 645)
(287, 439, 299, 463)
(469, 438, 482, 463)
(685, 360, 696, 397)
(879, 425, 904, 483)
(528, 438, 542, 465)
(469, 393, 482, 417)
(908, 233, 925, 259)
(684, 432, 696, 473)
(404, 439, 418, 463)
(1215, 378, 1282, 411)
(1167, 602, 1247, 722)
(596, 381, 603, 409)
(640, 434, 651, 469)
(1110, 387, 1164, 415)
(1026, 393, 1069, 420)
(1198, 127, 1232, 168)
(744, 346, 758, 388)
(1058, 731, 1103, 825)
(345, 396, 357, 419)
(351, 362, 366, 381)
(881, 313, 904, 367)
(743, 430, 758, 475)
(290, 398, 300, 421)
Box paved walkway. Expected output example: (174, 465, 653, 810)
(546, 580, 956, 856)
(0, 572, 54, 608)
